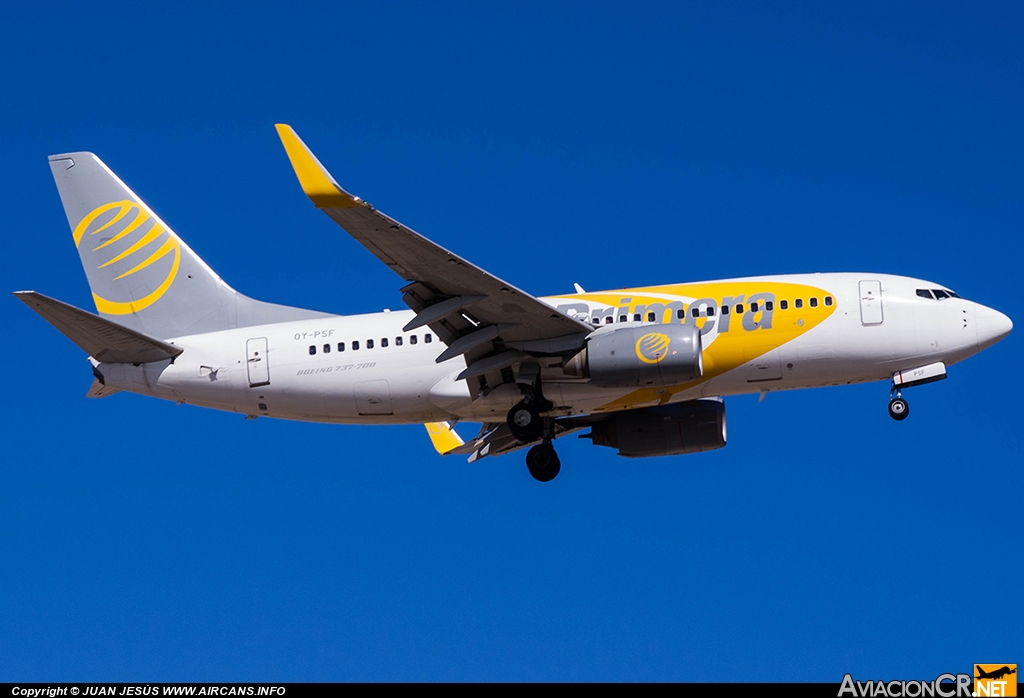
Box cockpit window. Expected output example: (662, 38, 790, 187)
(918, 288, 964, 300)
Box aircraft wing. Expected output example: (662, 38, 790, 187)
(276, 125, 592, 386)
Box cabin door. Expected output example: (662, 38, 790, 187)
(859, 280, 884, 325)
(246, 337, 270, 387)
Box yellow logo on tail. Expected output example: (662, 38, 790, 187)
(636, 332, 671, 364)
(73, 200, 180, 315)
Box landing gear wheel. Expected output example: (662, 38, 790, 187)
(526, 443, 561, 482)
(888, 397, 909, 421)
(507, 401, 543, 442)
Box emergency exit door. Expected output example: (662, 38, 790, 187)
(859, 280, 884, 325)
(246, 337, 270, 387)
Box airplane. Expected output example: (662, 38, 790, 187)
(16, 125, 1013, 482)
(976, 666, 1016, 681)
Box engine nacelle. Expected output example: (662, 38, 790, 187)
(589, 400, 727, 458)
(563, 324, 703, 387)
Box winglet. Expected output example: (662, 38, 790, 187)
(425, 421, 465, 455)
(274, 124, 364, 209)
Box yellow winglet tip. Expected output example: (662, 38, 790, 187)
(274, 124, 362, 208)
(425, 421, 464, 455)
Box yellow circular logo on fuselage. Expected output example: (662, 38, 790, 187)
(73, 200, 180, 315)
(635, 332, 671, 364)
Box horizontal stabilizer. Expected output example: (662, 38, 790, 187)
(85, 378, 121, 398)
(15, 291, 184, 364)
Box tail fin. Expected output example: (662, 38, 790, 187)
(49, 152, 327, 339)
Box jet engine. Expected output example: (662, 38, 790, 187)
(563, 324, 703, 387)
(588, 400, 726, 458)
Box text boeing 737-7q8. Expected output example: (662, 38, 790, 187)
(16, 125, 1012, 481)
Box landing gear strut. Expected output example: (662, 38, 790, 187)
(506, 364, 553, 442)
(507, 363, 560, 480)
(526, 442, 561, 482)
(888, 384, 909, 421)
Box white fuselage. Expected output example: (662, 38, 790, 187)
(95, 273, 1007, 424)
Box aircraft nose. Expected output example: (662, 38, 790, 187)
(975, 304, 1012, 351)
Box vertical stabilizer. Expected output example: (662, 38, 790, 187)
(49, 152, 328, 339)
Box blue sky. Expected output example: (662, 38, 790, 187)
(1, 1, 1020, 682)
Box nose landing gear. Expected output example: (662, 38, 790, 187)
(888, 384, 909, 421)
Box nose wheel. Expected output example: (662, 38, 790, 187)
(888, 384, 909, 421)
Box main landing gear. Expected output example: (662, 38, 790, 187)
(525, 443, 561, 482)
(506, 368, 560, 481)
(507, 399, 543, 441)
(507, 398, 561, 481)
(888, 384, 909, 421)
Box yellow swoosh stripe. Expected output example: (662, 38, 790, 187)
(113, 236, 178, 280)
(98, 222, 165, 268)
(93, 208, 150, 250)
(93, 246, 181, 315)
(72, 200, 135, 246)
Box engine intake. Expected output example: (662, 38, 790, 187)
(589, 400, 727, 458)
(563, 324, 703, 387)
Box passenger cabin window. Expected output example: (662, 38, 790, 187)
(410, 335, 417, 345)
(751, 302, 759, 313)
(677, 309, 686, 319)
(395, 336, 403, 346)
(933, 289, 950, 300)
(619, 314, 627, 323)
(605, 316, 613, 324)
(765, 301, 774, 311)
(633, 313, 641, 322)
(795, 299, 803, 309)
(425, 334, 432, 343)
(707, 306, 716, 317)
(592, 317, 601, 325)
(780, 300, 788, 310)
(647, 311, 656, 322)
(736, 304, 744, 314)
(323, 343, 331, 353)
(382, 338, 389, 348)
(309, 345, 316, 355)
(367, 339, 374, 349)
(721, 305, 729, 315)
(825, 297, 833, 306)
(810, 297, 818, 308)
(338, 342, 345, 352)
(353, 341, 360, 350)
(691, 307, 700, 318)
